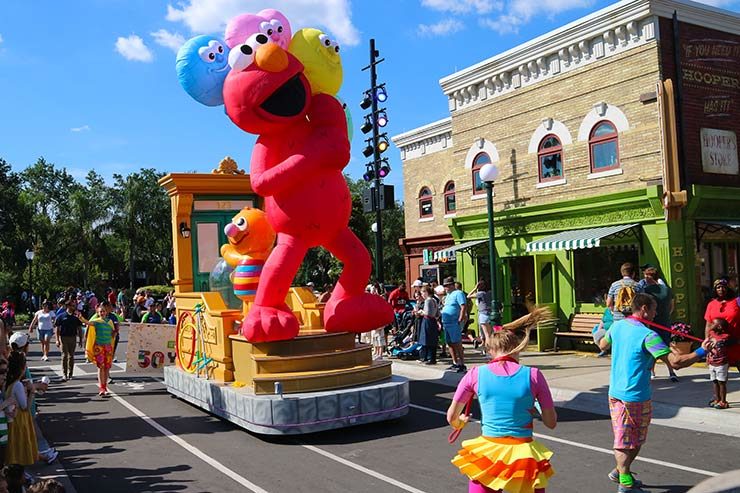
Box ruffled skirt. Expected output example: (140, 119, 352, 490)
(452, 436, 554, 493)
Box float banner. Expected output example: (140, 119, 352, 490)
(123, 322, 177, 374)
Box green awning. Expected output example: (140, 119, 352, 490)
(526, 224, 639, 253)
(433, 239, 488, 262)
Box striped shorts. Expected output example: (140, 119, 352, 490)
(609, 397, 652, 449)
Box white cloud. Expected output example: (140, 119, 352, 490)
(115, 35, 154, 62)
(70, 125, 91, 132)
(166, 0, 360, 46)
(421, 0, 501, 14)
(480, 0, 595, 34)
(418, 19, 465, 37)
(151, 29, 186, 52)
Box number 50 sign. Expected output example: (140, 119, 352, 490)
(125, 322, 177, 374)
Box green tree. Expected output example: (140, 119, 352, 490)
(109, 169, 172, 289)
(0, 159, 29, 299)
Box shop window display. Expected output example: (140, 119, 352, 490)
(573, 245, 638, 304)
(538, 135, 563, 182)
(589, 121, 620, 172)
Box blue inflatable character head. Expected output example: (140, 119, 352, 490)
(176, 35, 230, 107)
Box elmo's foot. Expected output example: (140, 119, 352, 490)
(324, 293, 395, 333)
(242, 303, 300, 342)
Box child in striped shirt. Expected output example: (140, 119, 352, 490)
(86, 304, 115, 397)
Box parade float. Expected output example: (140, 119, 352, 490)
(161, 9, 408, 435)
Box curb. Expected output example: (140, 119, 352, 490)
(391, 361, 740, 438)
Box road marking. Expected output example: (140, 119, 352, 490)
(300, 444, 429, 493)
(409, 404, 719, 478)
(109, 390, 270, 493)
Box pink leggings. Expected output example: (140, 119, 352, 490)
(469, 480, 545, 493)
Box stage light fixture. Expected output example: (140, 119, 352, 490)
(378, 164, 391, 177)
(376, 110, 388, 127)
(362, 144, 374, 157)
(375, 86, 388, 102)
(360, 94, 372, 110)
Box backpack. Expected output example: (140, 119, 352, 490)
(614, 281, 636, 313)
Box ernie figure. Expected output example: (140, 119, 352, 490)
(223, 34, 394, 342)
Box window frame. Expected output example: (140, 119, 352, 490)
(443, 181, 456, 214)
(537, 134, 564, 183)
(418, 187, 433, 219)
(589, 120, 620, 172)
(471, 153, 491, 196)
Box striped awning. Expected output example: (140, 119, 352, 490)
(526, 224, 639, 253)
(433, 239, 488, 262)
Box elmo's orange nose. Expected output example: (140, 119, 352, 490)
(255, 43, 289, 73)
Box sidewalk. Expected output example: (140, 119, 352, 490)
(391, 345, 740, 437)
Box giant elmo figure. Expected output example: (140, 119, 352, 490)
(223, 35, 394, 342)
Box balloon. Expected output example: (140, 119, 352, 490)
(223, 42, 393, 342)
(288, 28, 342, 96)
(176, 35, 230, 107)
(225, 9, 292, 50)
(336, 96, 353, 141)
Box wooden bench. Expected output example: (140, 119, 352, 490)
(553, 313, 603, 351)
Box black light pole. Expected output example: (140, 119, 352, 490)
(364, 38, 384, 286)
(25, 249, 35, 313)
(480, 163, 501, 326)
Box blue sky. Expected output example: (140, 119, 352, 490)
(1, 0, 737, 201)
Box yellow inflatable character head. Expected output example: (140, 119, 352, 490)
(223, 207, 276, 257)
(289, 28, 342, 96)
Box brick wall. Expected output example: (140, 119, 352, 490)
(659, 18, 740, 187)
(402, 147, 457, 239)
(401, 42, 664, 237)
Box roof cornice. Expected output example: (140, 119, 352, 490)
(439, 0, 740, 97)
(391, 117, 452, 149)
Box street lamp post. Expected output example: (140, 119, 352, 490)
(479, 163, 502, 326)
(25, 249, 35, 313)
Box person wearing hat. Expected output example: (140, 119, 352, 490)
(8, 332, 58, 464)
(441, 276, 468, 373)
(639, 264, 677, 382)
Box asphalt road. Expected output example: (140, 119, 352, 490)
(24, 327, 740, 493)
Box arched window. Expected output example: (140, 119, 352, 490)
(419, 187, 433, 218)
(471, 153, 491, 195)
(538, 135, 563, 182)
(589, 121, 619, 172)
(443, 181, 456, 214)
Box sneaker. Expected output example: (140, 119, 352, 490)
(103, 391, 112, 397)
(113, 358, 118, 363)
(446, 364, 459, 371)
(669, 375, 679, 383)
(617, 485, 645, 493)
(41, 448, 58, 464)
(597, 351, 608, 357)
(609, 470, 643, 487)
(456, 365, 468, 373)
(41, 355, 48, 362)
(98, 391, 105, 397)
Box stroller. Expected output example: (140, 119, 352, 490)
(387, 309, 421, 360)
